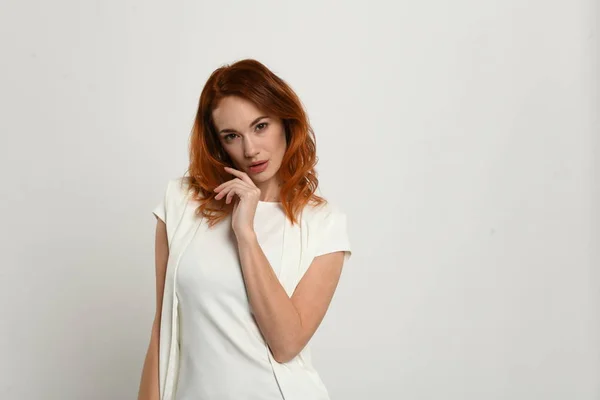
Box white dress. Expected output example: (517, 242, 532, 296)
(173, 201, 286, 399)
(152, 178, 351, 400)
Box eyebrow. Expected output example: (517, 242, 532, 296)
(218, 116, 269, 135)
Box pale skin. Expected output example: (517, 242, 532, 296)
(213, 96, 346, 362)
(137, 217, 168, 400)
(137, 96, 345, 399)
(214, 167, 345, 363)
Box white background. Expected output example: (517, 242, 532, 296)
(1, 1, 598, 399)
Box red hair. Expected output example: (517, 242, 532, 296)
(184, 59, 326, 227)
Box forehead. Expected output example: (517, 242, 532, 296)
(212, 96, 267, 129)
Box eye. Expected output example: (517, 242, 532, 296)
(223, 133, 238, 141)
(255, 122, 268, 131)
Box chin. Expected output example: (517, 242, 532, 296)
(251, 173, 271, 183)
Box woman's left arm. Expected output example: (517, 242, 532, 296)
(214, 166, 346, 363)
(236, 232, 345, 364)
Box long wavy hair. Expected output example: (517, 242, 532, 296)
(184, 59, 326, 227)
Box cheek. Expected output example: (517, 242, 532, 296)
(273, 130, 287, 155)
(222, 145, 242, 163)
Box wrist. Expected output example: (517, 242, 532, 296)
(235, 228, 257, 243)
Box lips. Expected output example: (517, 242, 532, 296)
(248, 160, 269, 173)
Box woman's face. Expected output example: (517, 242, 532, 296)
(212, 96, 287, 186)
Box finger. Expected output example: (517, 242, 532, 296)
(226, 186, 240, 204)
(214, 178, 242, 197)
(216, 182, 247, 202)
(224, 180, 260, 201)
(215, 182, 234, 200)
(224, 166, 255, 187)
(215, 177, 248, 193)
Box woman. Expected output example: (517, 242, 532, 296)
(137, 59, 352, 400)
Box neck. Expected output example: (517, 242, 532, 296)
(256, 179, 282, 202)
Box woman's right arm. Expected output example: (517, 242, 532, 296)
(137, 218, 169, 400)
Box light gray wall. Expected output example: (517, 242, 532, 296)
(1, 0, 597, 399)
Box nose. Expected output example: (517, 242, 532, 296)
(243, 136, 259, 158)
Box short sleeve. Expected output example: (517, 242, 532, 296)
(314, 209, 352, 262)
(152, 180, 170, 223)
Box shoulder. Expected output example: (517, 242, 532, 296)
(302, 198, 348, 227)
(164, 176, 194, 203)
(159, 176, 197, 223)
(302, 197, 352, 259)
